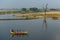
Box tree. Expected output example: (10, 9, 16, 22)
(21, 8, 27, 11)
(29, 7, 39, 12)
(21, 8, 27, 13)
(50, 8, 57, 11)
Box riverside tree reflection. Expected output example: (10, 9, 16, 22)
(42, 4, 48, 30)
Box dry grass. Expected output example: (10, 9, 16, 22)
(15, 11, 60, 18)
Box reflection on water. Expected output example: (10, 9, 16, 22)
(0, 14, 24, 19)
(10, 34, 28, 40)
(0, 18, 58, 40)
(0, 14, 60, 40)
(42, 18, 47, 31)
(52, 17, 59, 20)
(0, 14, 14, 18)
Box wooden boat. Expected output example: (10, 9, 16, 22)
(10, 29, 27, 36)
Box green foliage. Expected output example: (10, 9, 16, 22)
(29, 7, 39, 12)
(21, 8, 27, 11)
(50, 8, 58, 11)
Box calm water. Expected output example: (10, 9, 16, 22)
(0, 14, 60, 40)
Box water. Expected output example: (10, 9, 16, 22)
(0, 14, 60, 40)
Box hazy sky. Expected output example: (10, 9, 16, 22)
(0, 0, 60, 9)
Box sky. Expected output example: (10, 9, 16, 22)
(0, 0, 60, 9)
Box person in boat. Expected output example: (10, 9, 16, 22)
(10, 29, 28, 36)
(11, 29, 14, 32)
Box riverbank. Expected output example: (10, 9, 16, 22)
(15, 11, 60, 18)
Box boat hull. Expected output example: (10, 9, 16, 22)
(11, 32, 27, 35)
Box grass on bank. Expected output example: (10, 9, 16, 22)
(15, 11, 60, 18)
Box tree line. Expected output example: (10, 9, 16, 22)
(21, 7, 41, 13)
(21, 7, 59, 13)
